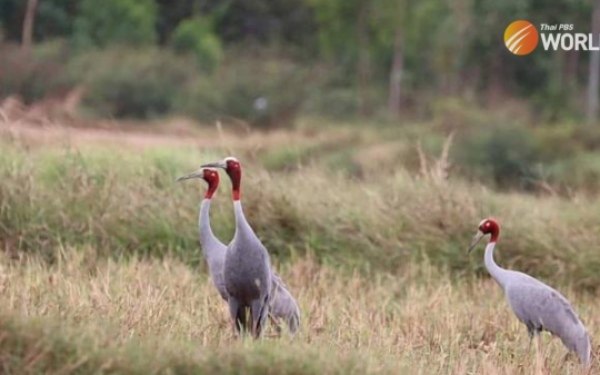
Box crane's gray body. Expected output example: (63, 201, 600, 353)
(198, 199, 300, 334)
(198, 199, 228, 301)
(225, 200, 272, 336)
(484, 242, 591, 365)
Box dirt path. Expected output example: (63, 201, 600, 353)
(0, 117, 327, 155)
(0, 118, 222, 149)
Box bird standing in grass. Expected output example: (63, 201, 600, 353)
(177, 165, 300, 335)
(468, 218, 591, 367)
(200, 157, 272, 338)
(177, 167, 228, 300)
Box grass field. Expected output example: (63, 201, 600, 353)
(0, 121, 599, 374)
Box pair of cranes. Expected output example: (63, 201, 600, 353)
(178, 157, 591, 367)
(178, 157, 299, 338)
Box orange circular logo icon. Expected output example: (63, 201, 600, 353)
(504, 20, 539, 56)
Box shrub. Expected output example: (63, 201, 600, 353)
(72, 0, 157, 49)
(546, 152, 600, 193)
(454, 124, 542, 190)
(302, 87, 360, 119)
(170, 17, 223, 72)
(178, 53, 311, 128)
(0, 40, 72, 102)
(68, 47, 196, 118)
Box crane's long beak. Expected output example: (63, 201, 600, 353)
(467, 230, 485, 253)
(200, 161, 227, 169)
(176, 168, 204, 182)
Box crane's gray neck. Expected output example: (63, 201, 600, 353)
(233, 200, 255, 239)
(199, 199, 222, 258)
(484, 241, 509, 289)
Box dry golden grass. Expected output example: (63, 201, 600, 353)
(0, 247, 597, 374)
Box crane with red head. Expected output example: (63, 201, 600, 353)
(468, 218, 590, 366)
(177, 167, 229, 301)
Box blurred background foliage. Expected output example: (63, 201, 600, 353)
(1, 0, 600, 193)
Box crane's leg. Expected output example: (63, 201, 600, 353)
(526, 322, 535, 351)
(269, 314, 282, 337)
(525, 323, 545, 374)
(533, 334, 544, 375)
(228, 297, 243, 337)
(250, 295, 270, 339)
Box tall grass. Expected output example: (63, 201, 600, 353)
(0, 139, 599, 289)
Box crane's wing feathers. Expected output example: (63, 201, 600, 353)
(271, 272, 290, 289)
(268, 271, 300, 333)
(505, 277, 587, 354)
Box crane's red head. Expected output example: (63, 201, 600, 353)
(176, 167, 220, 199)
(468, 218, 500, 253)
(201, 156, 242, 201)
(201, 168, 220, 199)
(478, 218, 500, 242)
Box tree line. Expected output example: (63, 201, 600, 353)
(1, 0, 600, 122)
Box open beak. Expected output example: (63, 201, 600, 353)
(467, 230, 485, 253)
(200, 161, 227, 169)
(176, 168, 204, 182)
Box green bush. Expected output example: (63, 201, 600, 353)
(454, 124, 542, 190)
(0, 40, 72, 102)
(170, 17, 223, 72)
(302, 88, 360, 119)
(179, 54, 311, 128)
(546, 152, 600, 193)
(68, 47, 196, 118)
(72, 0, 157, 49)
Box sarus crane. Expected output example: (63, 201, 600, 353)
(468, 218, 591, 366)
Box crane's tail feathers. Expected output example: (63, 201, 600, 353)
(577, 333, 592, 366)
(287, 312, 300, 334)
(286, 303, 301, 334)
